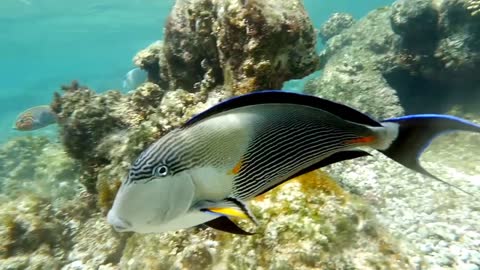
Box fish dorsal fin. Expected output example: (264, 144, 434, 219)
(184, 90, 381, 127)
(203, 216, 254, 235)
(256, 150, 371, 198)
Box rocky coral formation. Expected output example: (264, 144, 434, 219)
(0, 195, 68, 261)
(132, 41, 168, 89)
(318, 13, 355, 44)
(305, 9, 404, 120)
(0, 136, 98, 269)
(388, 0, 480, 113)
(135, 0, 319, 95)
(50, 83, 163, 193)
(0, 136, 80, 206)
(307, 0, 480, 117)
(390, 0, 439, 53)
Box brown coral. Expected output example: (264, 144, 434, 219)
(135, 0, 319, 95)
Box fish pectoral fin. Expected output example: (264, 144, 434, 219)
(203, 207, 248, 219)
(203, 216, 255, 235)
(197, 197, 258, 225)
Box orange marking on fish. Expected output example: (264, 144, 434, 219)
(229, 159, 243, 175)
(254, 193, 268, 202)
(345, 136, 376, 145)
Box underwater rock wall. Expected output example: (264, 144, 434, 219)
(136, 0, 319, 95)
(305, 8, 404, 120)
(307, 0, 480, 116)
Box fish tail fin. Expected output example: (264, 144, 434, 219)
(377, 114, 480, 196)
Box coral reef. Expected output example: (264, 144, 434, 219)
(390, 0, 439, 53)
(304, 9, 404, 120)
(132, 41, 168, 89)
(62, 214, 128, 269)
(318, 13, 355, 44)
(389, 0, 480, 113)
(307, 0, 480, 117)
(0, 194, 67, 265)
(134, 0, 319, 95)
(0, 136, 80, 206)
(50, 83, 165, 194)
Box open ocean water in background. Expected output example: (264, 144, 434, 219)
(0, 0, 393, 143)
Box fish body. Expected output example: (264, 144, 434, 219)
(107, 90, 480, 234)
(123, 67, 147, 91)
(14, 105, 57, 131)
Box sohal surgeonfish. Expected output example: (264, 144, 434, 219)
(107, 90, 480, 235)
(14, 105, 57, 131)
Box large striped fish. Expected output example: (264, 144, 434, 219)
(107, 90, 480, 235)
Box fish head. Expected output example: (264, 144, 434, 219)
(107, 144, 197, 233)
(14, 113, 35, 131)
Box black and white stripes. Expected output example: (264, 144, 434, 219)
(231, 106, 369, 200)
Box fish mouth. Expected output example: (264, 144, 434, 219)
(107, 210, 132, 232)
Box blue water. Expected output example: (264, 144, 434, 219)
(0, 0, 393, 143)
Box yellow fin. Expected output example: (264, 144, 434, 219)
(208, 207, 248, 219)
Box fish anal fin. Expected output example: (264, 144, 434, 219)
(203, 216, 254, 235)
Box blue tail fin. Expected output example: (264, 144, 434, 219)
(380, 114, 480, 196)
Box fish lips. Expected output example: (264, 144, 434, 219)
(107, 211, 132, 232)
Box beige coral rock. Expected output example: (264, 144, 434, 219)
(138, 0, 319, 95)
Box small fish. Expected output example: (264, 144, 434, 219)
(14, 105, 57, 131)
(107, 90, 480, 235)
(122, 68, 147, 91)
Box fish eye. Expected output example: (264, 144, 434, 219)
(153, 165, 169, 177)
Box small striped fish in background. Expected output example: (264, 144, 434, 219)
(14, 105, 57, 131)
